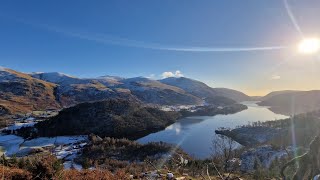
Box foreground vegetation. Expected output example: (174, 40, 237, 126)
(1, 132, 318, 179)
(76, 134, 190, 173)
(0, 155, 130, 180)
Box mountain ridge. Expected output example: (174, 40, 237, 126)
(1, 67, 251, 116)
(258, 90, 320, 115)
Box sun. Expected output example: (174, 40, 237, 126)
(298, 38, 320, 54)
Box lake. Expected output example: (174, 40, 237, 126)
(138, 101, 289, 159)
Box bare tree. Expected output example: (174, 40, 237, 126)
(211, 134, 240, 174)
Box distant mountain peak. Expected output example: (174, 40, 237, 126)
(97, 75, 124, 81)
(0, 66, 6, 71)
(30, 72, 78, 79)
(124, 76, 152, 82)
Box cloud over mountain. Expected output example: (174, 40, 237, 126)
(161, 70, 184, 78)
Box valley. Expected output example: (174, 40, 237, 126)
(1, 67, 320, 179)
(2, 1, 320, 178)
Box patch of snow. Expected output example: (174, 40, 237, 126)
(240, 145, 288, 172)
(96, 75, 124, 81)
(0, 135, 24, 156)
(0, 69, 17, 82)
(5, 122, 36, 131)
(54, 145, 81, 160)
(0, 134, 88, 168)
(30, 72, 80, 85)
(25, 117, 35, 121)
(160, 105, 197, 112)
(21, 136, 87, 148)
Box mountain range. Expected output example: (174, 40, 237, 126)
(2, 67, 320, 118)
(258, 90, 320, 115)
(0, 67, 251, 116)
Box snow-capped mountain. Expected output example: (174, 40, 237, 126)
(0, 67, 251, 116)
(160, 77, 251, 102)
(117, 77, 202, 105)
(160, 77, 218, 98)
(30, 72, 133, 107)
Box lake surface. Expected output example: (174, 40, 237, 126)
(138, 101, 289, 159)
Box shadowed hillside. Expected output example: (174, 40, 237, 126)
(34, 99, 181, 139)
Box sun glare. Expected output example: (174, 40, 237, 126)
(298, 38, 320, 54)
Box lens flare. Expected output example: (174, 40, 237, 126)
(298, 38, 320, 54)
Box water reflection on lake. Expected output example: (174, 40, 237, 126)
(138, 101, 289, 159)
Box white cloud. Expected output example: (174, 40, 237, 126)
(161, 70, 184, 79)
(146, 74, 156, 79)
(175, 70, 184, 77)
(271, 74, 281, 80)
(162, 72, 175, 78)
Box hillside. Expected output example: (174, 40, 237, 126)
(258, 90, 320, 115)
(31, 73, 202, 106)
(34, 99, 181, 139)
(30, 72, 134, 107)
(259, 90, 301, 101)
(160, 77, 250, 102)
(0, 67, 251, 115)
(212, 88, 251, 102)
(160, 77, 218, 98)
(0, 68, 60, 114)
(117, 77, 202, 105)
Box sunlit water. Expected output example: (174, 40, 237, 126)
(138, 101, 289, 159)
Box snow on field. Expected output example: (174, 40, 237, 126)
(55, 145, 81, 159)
(22, 136, 88, 169)
(0, 113, 88, 170)
(0, 135, 87, 158)
(0, 135, 24, 156)
(21, 136, 87, 148)
(5, 122, 37, 131)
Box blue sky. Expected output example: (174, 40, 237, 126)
(1, 0, 320, 95)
